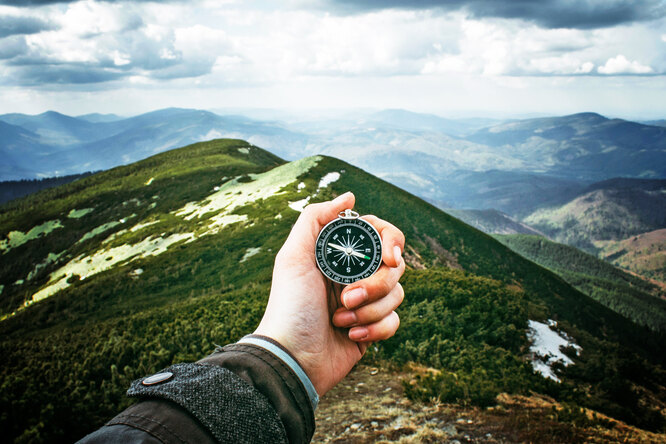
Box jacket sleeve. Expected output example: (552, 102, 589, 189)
(76, 335, 317, 444)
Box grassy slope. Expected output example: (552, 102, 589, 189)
(597, 228, 666, 284)
(523, 186, 666, 253)
(1, 139, 664, 442)
(495, 234, 666, 332)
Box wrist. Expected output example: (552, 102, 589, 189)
(238, 334, 319, 410)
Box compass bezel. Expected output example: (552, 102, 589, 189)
(315, 216, 383, 284)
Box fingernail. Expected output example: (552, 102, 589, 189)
(349, 326, 369, 341)
(343, 287, 367, 309)
(335, 310, 357, 327)
(393, 245, 402, 265)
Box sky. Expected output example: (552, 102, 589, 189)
(0, 0, 665, 119)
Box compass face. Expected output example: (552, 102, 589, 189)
(315, 216, 382, 284)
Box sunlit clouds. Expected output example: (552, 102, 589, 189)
(0, 0, 664, 117)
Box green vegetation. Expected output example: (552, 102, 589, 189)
(1, 139, 664, 443)
(495, 234, 666, 332)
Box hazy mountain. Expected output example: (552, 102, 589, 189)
(466, 113, 666, 181)
(1, 139, 664, 442)
(76, 113, 124, 123)
(523, 178, 666, 252)
(362, 109, 502, 136)
(3, 108, 665, 223)
(0, 120, 58, 180)
(496, 234, 666, 332)
(0, 108, 308, 180)
(445, 208, 543, 235)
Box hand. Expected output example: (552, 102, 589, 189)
(253, 191, 406, 396)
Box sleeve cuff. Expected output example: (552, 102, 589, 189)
(238, 335, 319, 411)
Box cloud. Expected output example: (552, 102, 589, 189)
(8, 64, 125, 85)
(329, 0, 666, 29)
(0, 14, 56, 37)
(597, 54, 654, 75)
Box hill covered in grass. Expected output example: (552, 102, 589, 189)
(1, 139, 664, 443)
(495, 234, 666, 332)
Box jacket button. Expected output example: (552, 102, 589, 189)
(142, 372, 174, 386)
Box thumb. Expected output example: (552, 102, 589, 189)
(294, 191, 356, 238)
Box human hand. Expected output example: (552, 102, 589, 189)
(253, 191, 405, 396)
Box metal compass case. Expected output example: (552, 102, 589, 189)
(315, 209, 382, 284)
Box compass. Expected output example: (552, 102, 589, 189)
(315, 209, 382, 284)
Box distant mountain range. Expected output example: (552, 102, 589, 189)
(1, 139, 664, 441)
(2, 107, 664, 284)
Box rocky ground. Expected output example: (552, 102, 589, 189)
(313, 364, 665, 443)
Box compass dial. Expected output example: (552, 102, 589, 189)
(315, 215, 382, 284)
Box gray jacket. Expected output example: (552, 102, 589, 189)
(77, 335, 317, 444)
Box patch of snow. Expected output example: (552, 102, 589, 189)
(240, 247, 261, 262)
(527, 319, 582, 382)
(122, 198, 141, 207)
(297, 181, 306, 190)
(129, 268, 143, 279)
(77, 221, 123, 244)
(275, 213, 282, 219)
(19, 157, 325, 309)
(176, 156, 321, 223)
(238, 147, 250, 154)
(14, 279, 24, 286)
(28, 232, 195, 307)
(145, 177, 155, 186)
(131, 220, 159, 232)
(214, 186, 220, 191)
(318, 172, 341, 189)
(27, 252, 65, 280)
(289, 197, 311, 212)
(149, 202, 157, 209)
(1, 220, 64, 254)
(68, 208, 94, 219)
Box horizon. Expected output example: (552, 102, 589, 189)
(2, 106, 664, 124)
(0, 1, 665, 120)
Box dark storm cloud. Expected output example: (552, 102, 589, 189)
(7, 64, 125, 86)
(0, 15, 56, 37)
(329, 0, 666, 29)
(0, 0, 178, 5)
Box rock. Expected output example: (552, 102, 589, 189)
(371, 421, 379, 428)
(370, 367, 379, 375)
(350, 423, 361, 431)
(441, 424, 457, 435)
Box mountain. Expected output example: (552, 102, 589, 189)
(466, 113, 666, 181)
(0, 173, 92, 205)
(0, 108, 308, 180)
(0, 111, 104, 146)
(523, 178, 666, 253)
(4, 109, 665, 221)
(1, 139, 664, 442)
(76, 113, 124, 123)
(363, 109, 501, 136)
(0, 120, 58, 180)
(598, 229, 666, 284)
(495, 234, 666, 332)
(445, 208, 543, 235)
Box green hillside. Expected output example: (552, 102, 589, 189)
(1, 139, 664, 443)
(598, 228, 666, 284)
(523, 181, 666, 253)
(495, 234, 666, 332)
